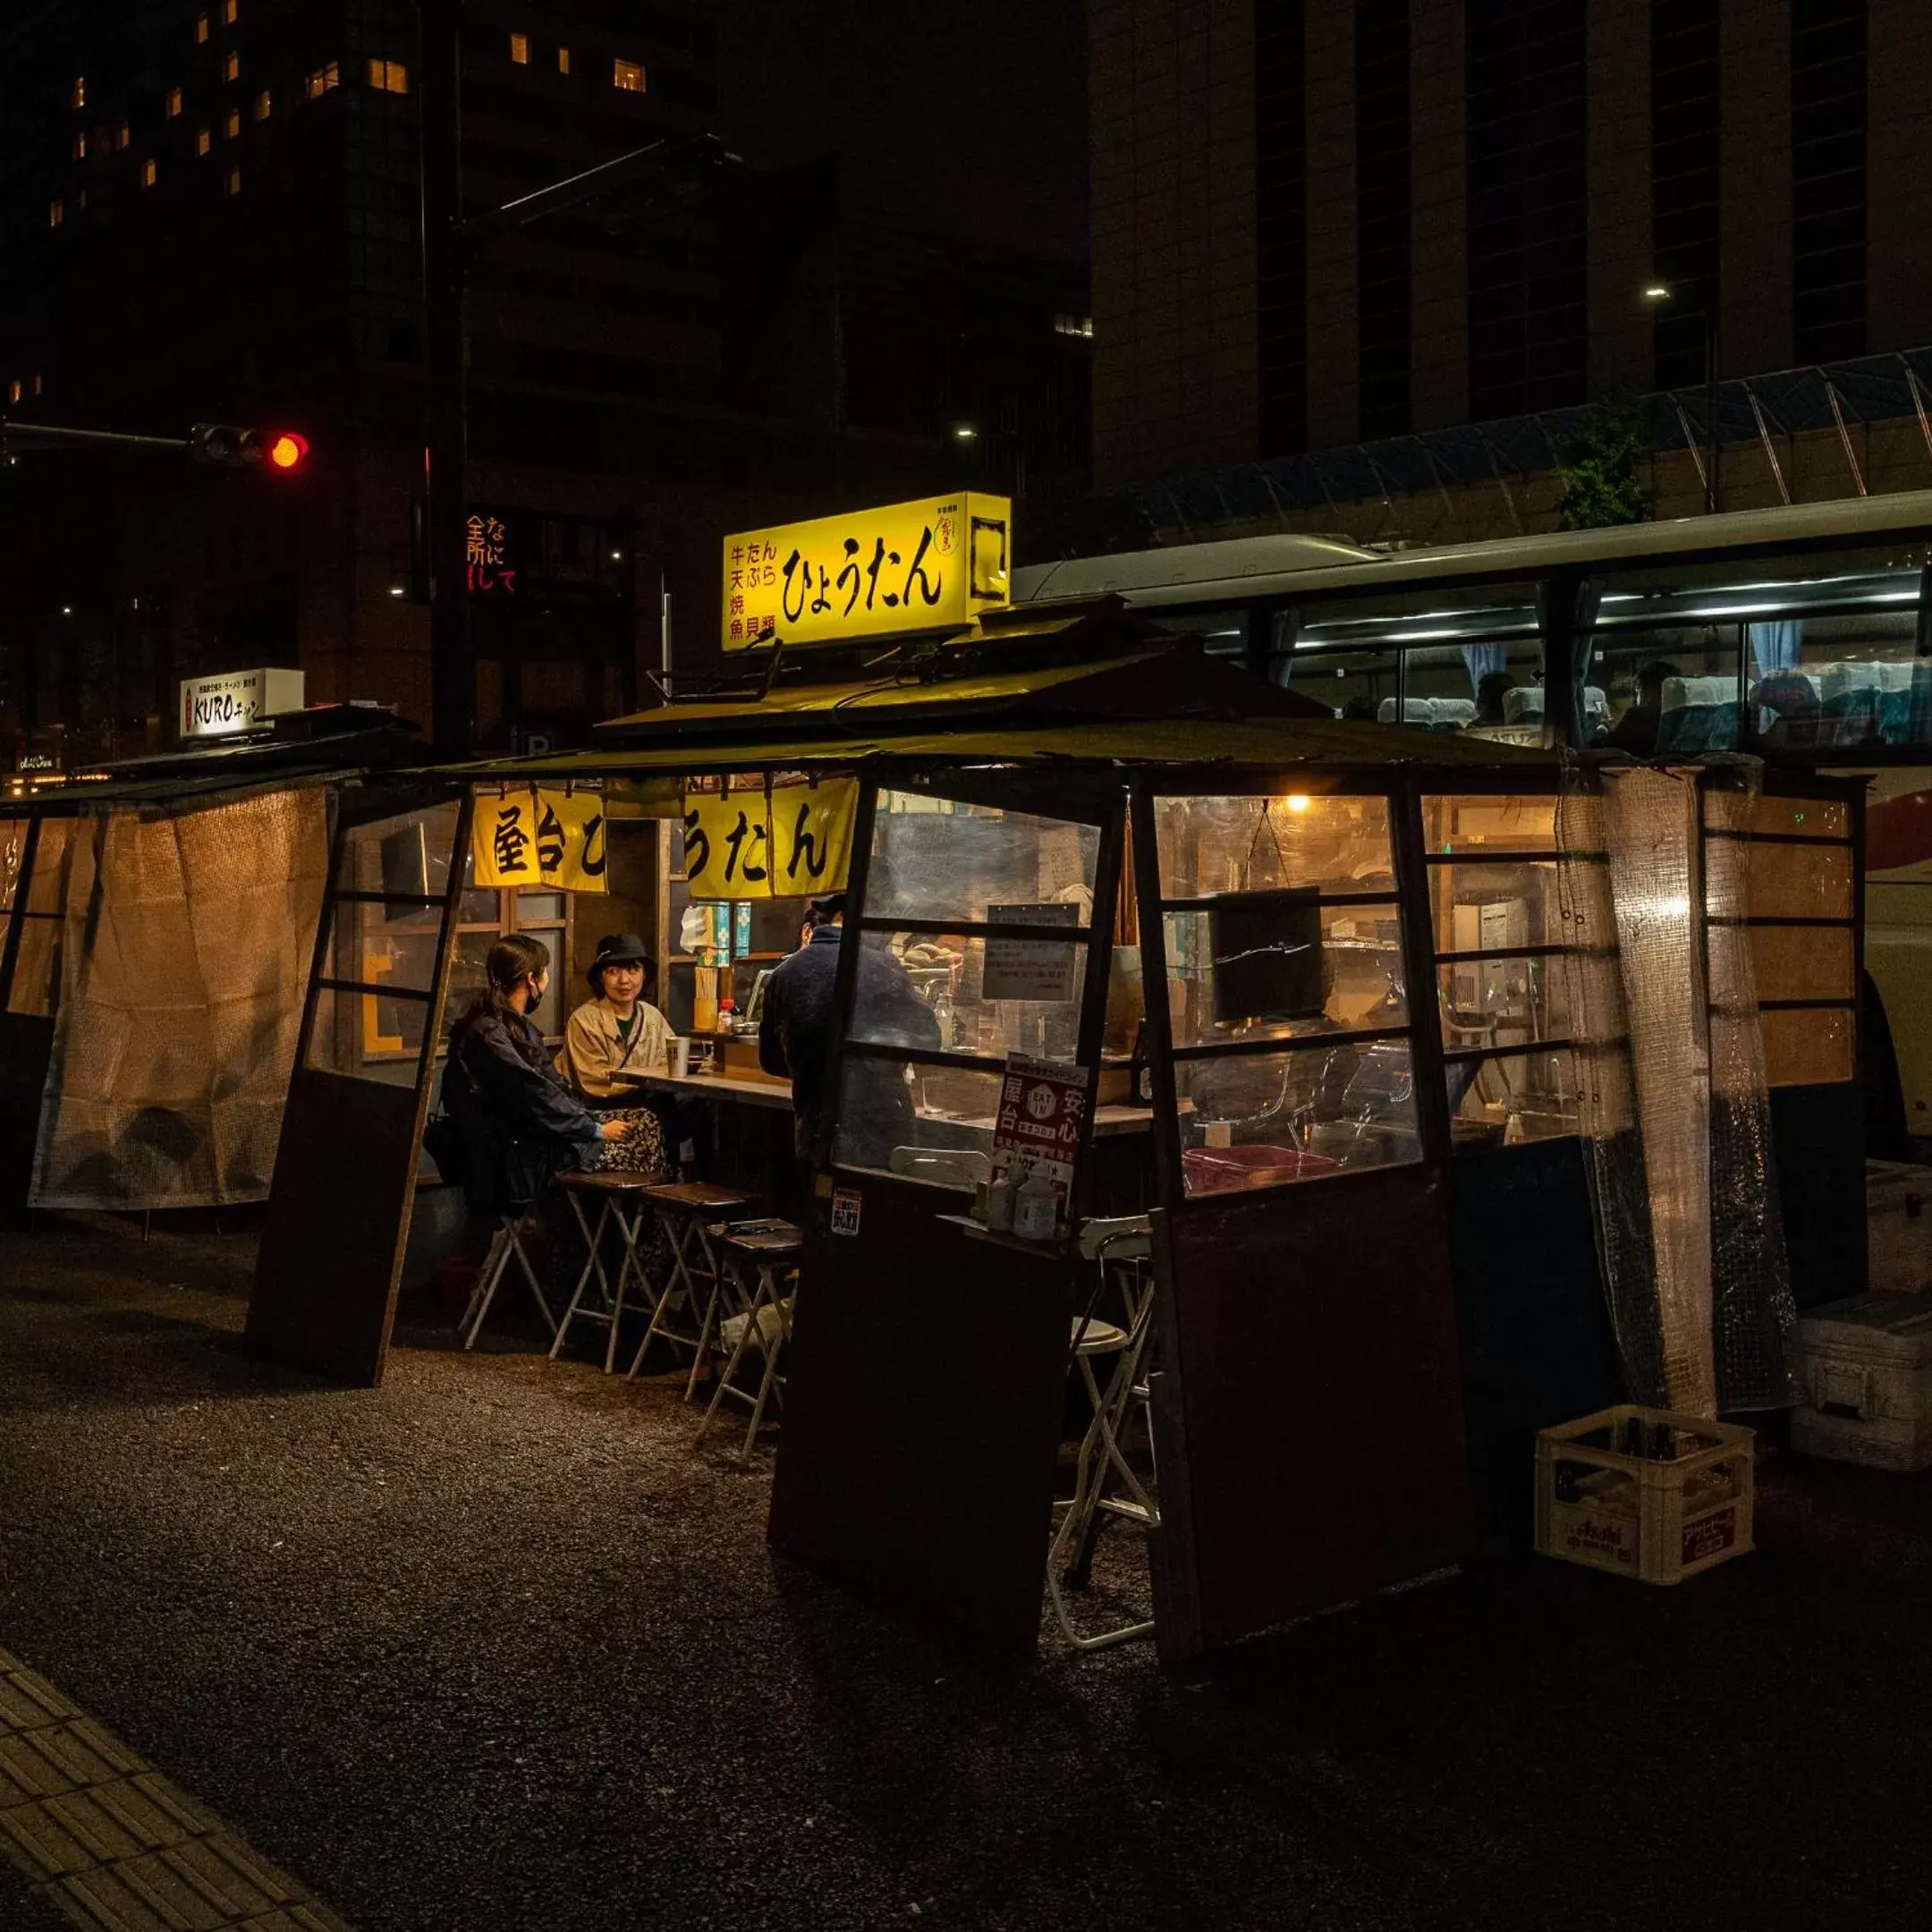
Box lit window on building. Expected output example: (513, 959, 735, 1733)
(74, 131, 88, 158)
(224, 50, 239, 81)
(141, 158, 157, 187)
(31, 375, 42, 396)
(48, 199, 63, 227)
(510, 32, 530, 64)
(225, 0, 238, 21)
(305, 63, 339, 99)
(197, 125, 212, 154)
(225, 107, 241, 138)
(253, 89, 271, 120)
(72, 77, 85, 109)
(117, 120, 131, 148)
(613, 59, 644, 92)
(166, 88, 182, 118)
(368, 59, 409, 95)
(196, 13, 209, 44)
(556, 46, 572, 73)
(225, 166, 241, 197)
(7, 382, 20, 405)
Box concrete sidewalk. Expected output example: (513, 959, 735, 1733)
(1, 1215, 1926, 1931)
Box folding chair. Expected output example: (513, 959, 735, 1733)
(626, 1181, 753, 1389)
(1047, 1215, 1161, 1652)
(548, 1172, 663, 1373)
(696, 1223, 803, 1462)
(460, 1209, 556, 1352)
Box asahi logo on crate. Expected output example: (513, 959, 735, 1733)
(1535, 1404, 1755, 1587)
(1562, 1515, 1633, 1564)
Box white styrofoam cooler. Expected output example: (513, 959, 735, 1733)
(1792, 1292, 1932, 1472)
(1867, 1161, 1932, 1296)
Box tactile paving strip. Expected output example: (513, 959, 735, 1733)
(0, 1646, 354, 1932)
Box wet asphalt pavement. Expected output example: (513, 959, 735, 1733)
(1, 1214, 1928, 1931)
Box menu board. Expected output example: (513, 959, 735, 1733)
(981, 902, 1080, 1002)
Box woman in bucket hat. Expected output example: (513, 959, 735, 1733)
(556, 931, 674, 1112)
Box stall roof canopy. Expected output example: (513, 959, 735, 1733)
(454, 712, 1556, 783)
(13, 761, 375, 818)
(589, 639, 1332, 749)
(15, 719, 419, 817)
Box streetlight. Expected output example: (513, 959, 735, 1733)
(1643, 281, 1719, 515)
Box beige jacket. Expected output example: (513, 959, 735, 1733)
(556, 996, 673, 1100)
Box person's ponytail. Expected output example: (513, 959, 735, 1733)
(451, 933, 552, 1043)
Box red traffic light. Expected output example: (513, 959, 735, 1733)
(187, 423, 312, 471)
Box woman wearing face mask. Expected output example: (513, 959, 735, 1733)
(557, 932, 673, 1104)
(441, 934, 658, 1218)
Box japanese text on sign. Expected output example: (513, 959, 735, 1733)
(682, 777, 858, 901)
(471, 786, 608, 892)
(990, 1055, 1090, 1224)
(466, 513, 518, 597)
(720, 493, 1012, 650)
(980, 902, 1080, 1002)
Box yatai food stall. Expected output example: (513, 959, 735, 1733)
(242, 496, 1867, 1661)
(0, 704, 417, 1226)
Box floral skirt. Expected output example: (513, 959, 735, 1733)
(589, 1106, 666, 1180)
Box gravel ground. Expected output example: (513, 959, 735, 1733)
(0, 1215, 1927, 1931)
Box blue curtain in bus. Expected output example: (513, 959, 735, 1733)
(1748, 621, 1800, 674)
(1462, 642, 1507, 691)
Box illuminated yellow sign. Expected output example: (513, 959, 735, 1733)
(682, 777, 858, 900)
(472, 786, 608, 893)
(721, 493, 1011, 650)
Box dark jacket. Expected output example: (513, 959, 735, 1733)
(441, 1004, 605, 1213)
(759, 925, 940, 1163)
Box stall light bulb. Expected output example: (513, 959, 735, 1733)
(1284, 794, 1311, 814)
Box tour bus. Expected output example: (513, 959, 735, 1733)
(1016, 492, 1932, 1139)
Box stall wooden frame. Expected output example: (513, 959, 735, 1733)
(233, 630, 1870, 1665)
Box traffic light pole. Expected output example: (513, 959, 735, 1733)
(415, 0, 736, 759)
(419, 0, 474, 763)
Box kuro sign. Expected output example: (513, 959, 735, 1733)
(178, 667, 305, 741)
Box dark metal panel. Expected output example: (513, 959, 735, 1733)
(766, 1177, 1075, 1661)
(245, 792, 475, 1384)
(1154, 1163, 1473, 1657)
(1446, 1137, 1622, 1552)
(1771, 1081, 1868, 1309)
(0, 1014, 55, 1228)
(244, 1070, 428, 1385)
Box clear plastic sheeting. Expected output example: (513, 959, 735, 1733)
(1703, 775, 1800, 1411)
(1559, 758, 1798, 1418)
(1557, 779, 1671, 1407)
(0, 818, 27, 910)
(30, 788, 330, 1209)
(1604, 767, 1715, 1415)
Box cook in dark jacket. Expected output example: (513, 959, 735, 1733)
(758, 892, 941, 1165)
(441, 934, 637, 1217)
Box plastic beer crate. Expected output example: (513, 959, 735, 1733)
(1534, 1404, 1755, 1585)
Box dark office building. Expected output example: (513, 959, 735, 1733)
(1090, 0, 1932, 504)
(0, 1, 1089, 763)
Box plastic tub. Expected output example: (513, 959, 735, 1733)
(1182, 1143, 1340, 1195)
